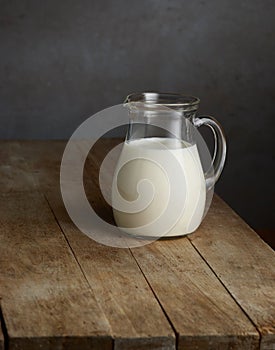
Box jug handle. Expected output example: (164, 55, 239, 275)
(193, 115, 227, 190)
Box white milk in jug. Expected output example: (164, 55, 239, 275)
(112, 137, 206, 237)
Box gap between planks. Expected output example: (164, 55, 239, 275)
(45, 192, 176, 350)
(0, 192, 113, 350)
(1, 141, 273, 349)
(46, 191, 259, 350)
(187, 235, 262, 348)
(188, 196, 275, 350)
(128, 248, 180, 350)
(43, 194, 102, 312)
(45, 193, 177, 349)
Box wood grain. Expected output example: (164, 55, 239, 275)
(189, 196, 275, 350)
(0, 192, 112, 350)
(1, 140, 274, 349)
(46, 192, 176, 350)
(83, 137, 275, 348)
(67, 139, 260, 349)
(0, 141, 64, 193)
(14, 141, 176, 347)
(131, 238, 259, 350)
(0, 142, 37, 192)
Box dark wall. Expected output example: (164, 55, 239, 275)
(0, 0, 274, 232)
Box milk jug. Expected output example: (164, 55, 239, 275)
(112, 92, 226, 238)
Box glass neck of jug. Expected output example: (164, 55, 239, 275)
(124, 92, 200, 143)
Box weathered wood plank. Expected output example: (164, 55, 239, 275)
(0, 140, 117, 194)
(56, 139, 260, 349)
(189, 196, 275, 350)
(82, 138, 268, 349)
(1, 140, 273, 350)
(29, 140, 176, 348)
(131, 237, 259, 350)
(0, 192, 112, 350)
(0, 141, 65, 193)
(46, 192, 176, 350)
(0, 142, 37, 192)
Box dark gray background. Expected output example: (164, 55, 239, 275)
(0, 1, 274, 236)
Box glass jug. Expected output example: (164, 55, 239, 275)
(112, 92, 226, 238)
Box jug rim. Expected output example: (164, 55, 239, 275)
(124, 92, 200, 111)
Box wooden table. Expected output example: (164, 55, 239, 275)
(0, 140, 274, 350)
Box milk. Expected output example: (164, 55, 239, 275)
(112, 137, 206, 237)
